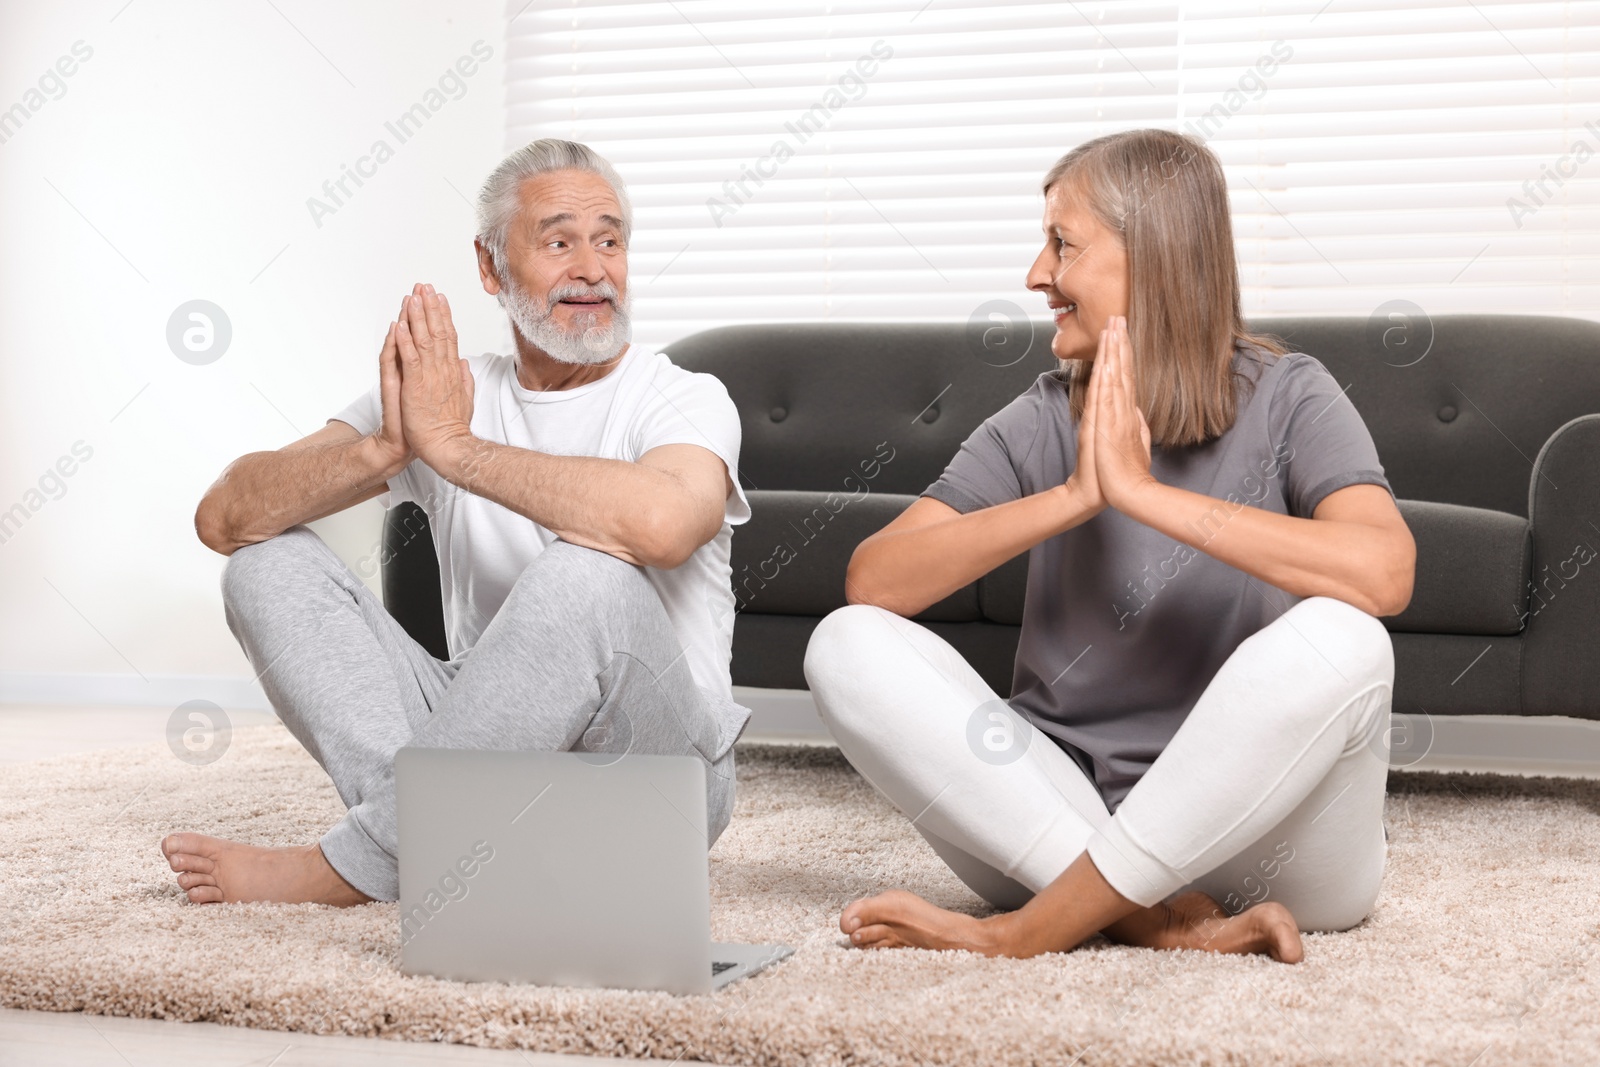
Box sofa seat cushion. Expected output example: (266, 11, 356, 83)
(966, 499, 1531, 636)
(731, 493, 1531, 638)
(939, 500, 1534, 637)
(732, 491, 981, 621)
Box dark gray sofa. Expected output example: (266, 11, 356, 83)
(380, 315, 1600, 722)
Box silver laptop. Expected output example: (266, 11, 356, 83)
(395, 747, 793, 995)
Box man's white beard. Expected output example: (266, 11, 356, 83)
(499, 276, 631, 366)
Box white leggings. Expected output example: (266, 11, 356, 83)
(803, 596, 1394, 931)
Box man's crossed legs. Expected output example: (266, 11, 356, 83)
(163, 527, 738, 904)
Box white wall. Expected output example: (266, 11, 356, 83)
(4, 2, 1595, 714)
(0, 0, 508, 706)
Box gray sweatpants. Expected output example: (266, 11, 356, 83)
(221, 526, 740, 901)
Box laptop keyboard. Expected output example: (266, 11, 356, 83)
(712, 961, 737, 976)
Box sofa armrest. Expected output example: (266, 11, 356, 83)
(1384, 500, 1530, 635)
(1521, 414, 1600, 719)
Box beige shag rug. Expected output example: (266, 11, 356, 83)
(0, 722, 1596, 1066)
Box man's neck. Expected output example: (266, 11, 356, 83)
(512, 338, 631, 392)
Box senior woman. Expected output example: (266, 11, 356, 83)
(803, 128, 1415, 963)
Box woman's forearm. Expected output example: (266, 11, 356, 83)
(847, 485, 1101, 617)
(1117, 480, 1413, 616)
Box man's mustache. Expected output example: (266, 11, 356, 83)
(545, 285, 621, 312)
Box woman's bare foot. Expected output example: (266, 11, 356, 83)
(840, 887, 1303, 963)
(160, 833, 373, 906)
(1109, 890, 1303, 963)
(840, 889, 1011, 955)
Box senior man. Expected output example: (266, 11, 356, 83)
(163, 139, 750, 906)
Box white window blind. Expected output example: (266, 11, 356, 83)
(506, 0, 1600, 349)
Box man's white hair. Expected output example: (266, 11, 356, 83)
(475, 138, 632, 277)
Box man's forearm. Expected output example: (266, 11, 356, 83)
(432, 435, 698, 568)
(197, 433, 398, 555)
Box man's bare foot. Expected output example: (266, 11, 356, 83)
(840, 889, 1011, 955)
(1111, 890, 1303, 963)
(160, 833, 373, 906)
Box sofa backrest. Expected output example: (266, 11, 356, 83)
(661, 321, 1058, 499)
(1256, 316, 1600, 518)
(664, 315, 1600, 518)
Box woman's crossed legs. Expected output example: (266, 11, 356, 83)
(803, 595, 1394, 962)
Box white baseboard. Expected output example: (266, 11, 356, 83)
(0, 675, 815, 726)
(1395, 713, 1600, 777)
(6, 674, 1597, 775)
(731, 688, 1600, 776)
(733, 686, 830, 742)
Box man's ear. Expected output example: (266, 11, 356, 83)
(474, 238, 502, 298)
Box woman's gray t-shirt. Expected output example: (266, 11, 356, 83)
(923, 347, 1392, 812)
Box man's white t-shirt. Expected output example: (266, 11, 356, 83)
(331, 345, 751, 743)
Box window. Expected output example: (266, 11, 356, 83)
(507, 1, 1599, 348)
